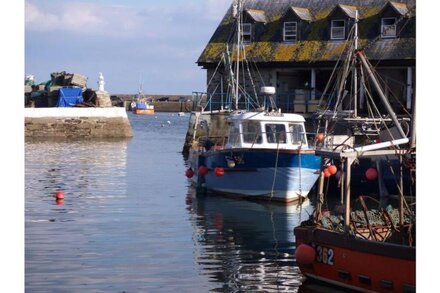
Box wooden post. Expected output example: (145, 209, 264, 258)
(399, 156, 404, 226)
(406, 67, 413, 110)
(315, 171, 325, 221)
(311, 68, 316, 100)
(344, 157, 353, 232)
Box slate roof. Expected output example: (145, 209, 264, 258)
(290, 7, 312, 21)
(198, 0, 415, 65)
(245, 9, 267, 23)
(335, 4, 358, 18)
(388, 1, 409, 15)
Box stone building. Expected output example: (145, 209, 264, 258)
(197, 0, 415, 115)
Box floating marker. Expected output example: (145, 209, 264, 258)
(55, 191, 64, 199)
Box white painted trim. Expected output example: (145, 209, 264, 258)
(381, 17, 397, 38)
(241, 23, 252, 43)
(331, 19, 345, 40)
(24, 107, 129, 118)
(283, 21, 297, 42)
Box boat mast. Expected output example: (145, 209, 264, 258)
(357, 52, 407, 139)
(233, 0, 241, 110)
(353, 10, 359, 117)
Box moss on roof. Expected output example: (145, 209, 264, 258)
(198, 0, 415, 64)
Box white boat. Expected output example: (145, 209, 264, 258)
(185, 0, 320, 202)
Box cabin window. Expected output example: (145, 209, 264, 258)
(265, 124, 286, 144)
(228, 124, 241, 146)
(283, 22, 297, 42)
(331, 20, 345, 40)
(381, 17, 397, 38)
(241, 23, 252, 43)
(289, 123, 306, 145)
(242, 121, 262, 144)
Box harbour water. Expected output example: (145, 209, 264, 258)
(25, 112, 341, 292)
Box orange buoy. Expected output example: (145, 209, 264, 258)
(56, 198, 64, 205)
(214, 167, 225, 177)
(185, 168, 194, 178)
(316, 133, 325, 142)
(365, 167, 378, 181)
(55, 191, 64, 199)
(295, 244, 316, 265)
(323, 168, 331, 177)
(198, 165, 209, 176)
(328, 165, 337, 175)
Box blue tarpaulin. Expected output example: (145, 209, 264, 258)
(56, 88, 84, 107)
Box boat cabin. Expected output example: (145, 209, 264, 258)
(225, 112, 309, 150)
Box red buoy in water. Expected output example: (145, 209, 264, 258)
(328, 165, 337, 175)
(56, 198, 64, 205)
(55, 191, 64, 199)
(198, 165, 209, 176)
(295, 244, 316, 265)
(365, 167, 378, 181)
(214, 167, 225, 177)
(185, 168, 194, 178)
(323, 168, 331, 177)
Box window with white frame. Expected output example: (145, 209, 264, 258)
(381, 17, 397, 38)
(241, 23, 252, 43)
(283, 22, 297, 42)
(331, 20, 345, 40)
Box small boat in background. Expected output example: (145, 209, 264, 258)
(178, 112, 185, 117)
(131, 81, 155, 115)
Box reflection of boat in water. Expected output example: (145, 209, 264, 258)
(185, 187, 314, 291)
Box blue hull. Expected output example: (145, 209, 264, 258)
(194, 149, 321, 202)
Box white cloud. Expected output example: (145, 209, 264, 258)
(25, 1, 144, 38)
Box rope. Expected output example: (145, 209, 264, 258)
(269, 140, 281, 201)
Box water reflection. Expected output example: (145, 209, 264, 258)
(186, 187, 314, 292)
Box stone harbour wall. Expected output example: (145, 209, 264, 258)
(25, 108, 133, 139)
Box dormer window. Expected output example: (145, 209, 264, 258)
(331, 20, 345, 40)
(241, 23, 252, 43)
(283, 22, 297, 42)
(381, 17, 397, 38)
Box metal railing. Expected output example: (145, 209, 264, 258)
(193, 89, 328, 114)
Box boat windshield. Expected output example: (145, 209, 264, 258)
(227, 124, 241, 146)
(265, 124, 286, 144)
(242, 121, 262, 144)
(289, 123, 307, 146)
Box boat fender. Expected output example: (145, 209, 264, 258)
(185, 168, 194, 178)
(198, 165, 209, 176)
(365, 167, 378, 181)
(214, 167, 225, 177)
(295, 244, 316, 265)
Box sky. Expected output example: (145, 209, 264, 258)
(25, 0, 231, 94)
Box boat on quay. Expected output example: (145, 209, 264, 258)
(184, 0, 320, 203)
(294, 9, 415, 293)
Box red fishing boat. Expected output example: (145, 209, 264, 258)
(294, 8, 415, 293)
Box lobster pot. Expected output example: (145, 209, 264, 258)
(70, 73, 88, 88)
